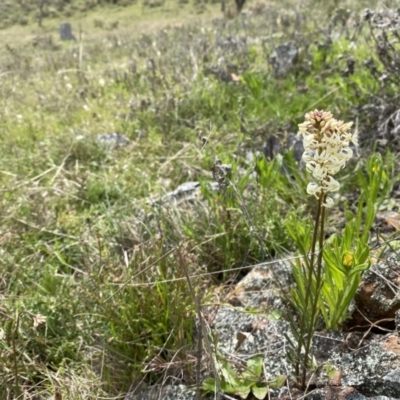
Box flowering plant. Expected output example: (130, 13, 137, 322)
(299, 110, 356, 208)
(285, 110, 388, 389)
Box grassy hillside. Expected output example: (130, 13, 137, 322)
(0, 0, 399, 399)
(0, 0, 222, 31)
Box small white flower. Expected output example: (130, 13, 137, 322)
(321, 176, 340, 192)
(351, 133, 359, 147)
(312, 164, 327, 181)
(323, 197, 334, 208)
(307, 182, 322, 197)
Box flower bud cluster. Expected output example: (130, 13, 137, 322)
(298, 110, 358, 208)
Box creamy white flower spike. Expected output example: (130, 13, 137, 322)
(298, 110, 358, 208)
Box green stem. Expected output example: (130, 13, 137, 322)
(301, 192, 327, 389)
(294, 194, 323, 379)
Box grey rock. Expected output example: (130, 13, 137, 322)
(368, 8, 400, 30)
(315, 333, 400, 397)
(209, 306, 290, 381)
(207, 259, 294, 381)
(345, 393, 369, 400)
(263, 132, 304, 163)
(147, 181, 219, 206)
(125, 384, 198, 400)
(127, 252, 400, 399)
(300, 389, 400, 400)
(96, 132, 131, 148)
(352, 253, 400, 326)
(225, 259, 293, 310)
(372, 397, 400, 400)
(384, 366, 400, 382)
(162, 181, 201, 201)
(270, 41, 299, 78)
(215, 253, 400, 397)
(59, 22, 76, 41)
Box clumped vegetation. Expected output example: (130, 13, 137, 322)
(0, 0, 400, 399)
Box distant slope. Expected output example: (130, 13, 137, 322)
(0, 0, 222, 30)
(0, 0, 223, 54)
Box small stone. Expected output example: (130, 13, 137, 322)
(270, 41, 299, 78)
(59, 22, 76, 41)
(96, 133, 131, 148)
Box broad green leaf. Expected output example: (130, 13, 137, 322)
(247, 355, 263, 376)
(220, 360, 240, 387)
(269, 374, 287, 388)
(235, 385, 251, 399)
(252, 385, 269, 399)
(220, 380, 235, 393)
(268, 309, 282, 320)
(202, 378, 217, 392)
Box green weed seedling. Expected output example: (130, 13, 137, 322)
(202, 354, 285, 400)
(323, 362, 338, 380)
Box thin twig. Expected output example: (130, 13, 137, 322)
(104, 247, 176, 301)
(177, 246, 221, 400)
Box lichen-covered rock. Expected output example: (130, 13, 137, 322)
(126, 251, 400, 399)
(351, 253, 400, 326)
(146, 181, 219, 206)
(308, 331, 400, 396)
(225, 259, 293, 310)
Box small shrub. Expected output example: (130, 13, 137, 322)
(93, 18, 105, 29)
